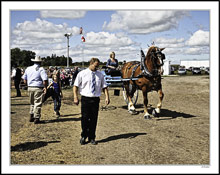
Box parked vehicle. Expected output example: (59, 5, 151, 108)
(200, 66, 206, 71)
(192, 67, 201, 74)
(178, 68, 187, 75)
(187, 66, 193, 71)
(205, 67, 209, 75)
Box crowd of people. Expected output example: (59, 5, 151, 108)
(47, 66, 80, 87)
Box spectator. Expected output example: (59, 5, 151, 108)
(47, 74, 63, 118)
(22, 56, 48, 124)
(11, 63, 22, 97)
(71, 66, 79, 85)
(53, 66, 60, 81)
(106, 52, 120, 76)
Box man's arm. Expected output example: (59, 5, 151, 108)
(103, 87, 110, 105)
(43, 80, 48, 94)
(23, 79, 27, 85)
(73, 86, 79, 105)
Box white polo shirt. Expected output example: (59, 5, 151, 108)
(74, 68, 107, 97)
(22, 64, 48, 87)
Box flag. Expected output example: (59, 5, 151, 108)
(81, 35, 85, 42)
(80, 27, 83, 35)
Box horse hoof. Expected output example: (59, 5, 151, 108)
(128, 110, 138, 115)
(144, 115, 151, 119)
(152, 109, 159, 118)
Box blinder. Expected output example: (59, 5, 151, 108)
(152, 49, 165, 67)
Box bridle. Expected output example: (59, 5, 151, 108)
(140, 47, 165, 77)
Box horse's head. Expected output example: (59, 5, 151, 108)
(146, 46, 166, 75)
(148, 46, 165, 67)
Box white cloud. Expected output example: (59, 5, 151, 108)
(103, 11, 188, 34)
(40, 10, 86, 19)
(85, 31, 135, 47)
(69, 32, 140, 62)
(154, 37, 185, 44)
(11, 18, 81, 52)
(11, 18, 140, 61)
(185, 30, 209, 46)
(154, 37, 185, 48)
(184, 47, 209, 55)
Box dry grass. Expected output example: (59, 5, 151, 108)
(10, 75, 210, 165)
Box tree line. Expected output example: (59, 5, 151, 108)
(11, 48, 124, 68)
(11, 48, 73, 68)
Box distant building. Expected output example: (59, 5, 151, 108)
(180, 60, 209, 69)
(162, 60, 171, 75)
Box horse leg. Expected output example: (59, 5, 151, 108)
(152, 88, 164, 117)
(126, 84, 137, 114)
(128, 96, 135, 110)
(142, 89, 151, 119)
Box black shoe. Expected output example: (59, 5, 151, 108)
(34, 118, 40, 124)
(56, 111, 60, 118)
(90, 139, 97, 145)
(80, 137, 86, 145)
(29, 114, 34, 122)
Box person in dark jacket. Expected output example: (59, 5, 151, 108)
(47, 74, 63, 118)
(11, 63, 22, 97)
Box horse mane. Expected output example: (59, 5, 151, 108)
(146, 46, 157, 57)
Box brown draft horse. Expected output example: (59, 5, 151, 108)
(121, 46, 165, 119)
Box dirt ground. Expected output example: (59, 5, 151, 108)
(10, 75, 210, 165)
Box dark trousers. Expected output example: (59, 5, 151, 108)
(81, 96, 100, 140)
(14, 80, 21, 96)
(52, 93, 61, 112)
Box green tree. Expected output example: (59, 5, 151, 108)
(11, 48, 36, 68)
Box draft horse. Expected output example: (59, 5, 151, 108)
(121, 46, 165, 119)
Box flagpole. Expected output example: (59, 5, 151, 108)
(80, 27, 85, 68)
(82, 42, 84, 68)
(64, 33, 72, 68)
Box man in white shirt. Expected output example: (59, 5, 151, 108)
(22, 56, 48, 124)
(73, 58, 110, 145)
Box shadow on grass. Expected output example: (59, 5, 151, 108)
(97, 132, 147, 143)
(43, 116, 81, 124)
(11, 140, 60, 152)
(120, 104, 196, 120)
(155, 109, 196, 120)
(11, 103, 30, 106)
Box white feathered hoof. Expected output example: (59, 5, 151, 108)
(128, 109, 138, 115)
(152, 109, 159, 118)
(144, 115, 151, 120)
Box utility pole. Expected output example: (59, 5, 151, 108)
(64, 33, 72, 68)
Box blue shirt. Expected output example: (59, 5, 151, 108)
(52, 81, 61, 94)
(106, 58, 118, 69)
(22, 63, 48, 87)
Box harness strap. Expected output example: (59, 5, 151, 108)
(126, 61, 140, 78)
(131, 63, 140, 78)
(140, 50, 153, 77)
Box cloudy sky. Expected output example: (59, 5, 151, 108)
(10, 8, 210, 64)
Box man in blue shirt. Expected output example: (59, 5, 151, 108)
(22, 56, 48, 124)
